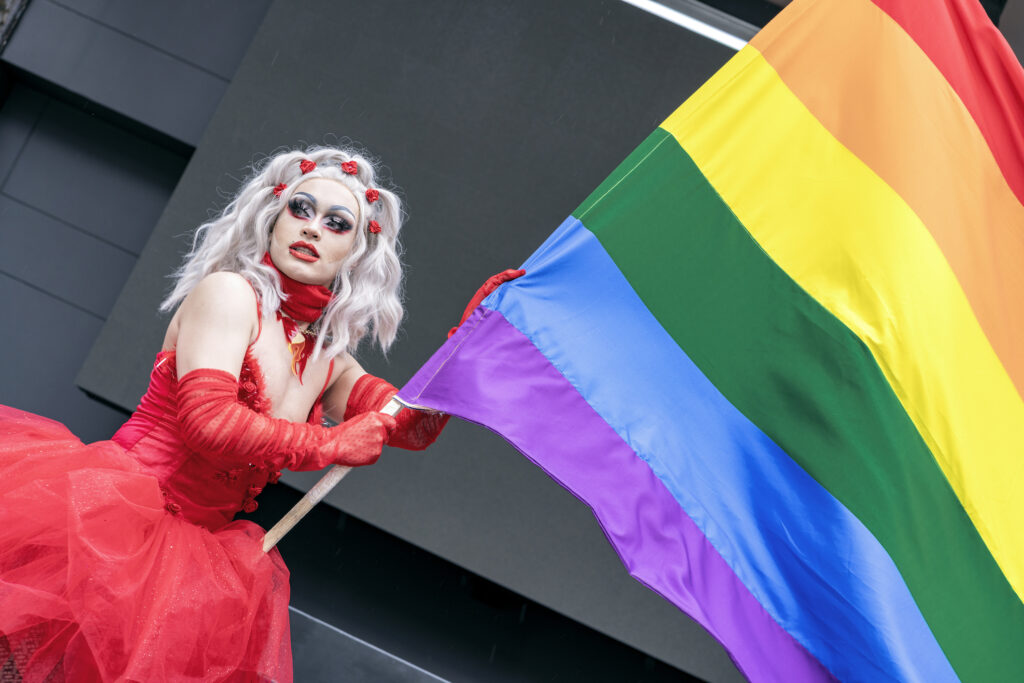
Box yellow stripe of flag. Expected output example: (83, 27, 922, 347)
(662, 45, 1024, 599)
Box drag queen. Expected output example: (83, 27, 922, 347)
(0, 146, 457, 681)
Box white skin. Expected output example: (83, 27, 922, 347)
(165, 178, 371, 424)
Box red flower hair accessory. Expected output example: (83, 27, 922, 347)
(368, 220, 382, 234)
(299, 159, 317, 174)
(365, 188, 380, 203)
(341, 160, 358, 175)
(272, 183, 287, 197)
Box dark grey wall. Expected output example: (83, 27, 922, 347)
(1001, 2, 1024, 60)
(0, 0, 271, 439)
(77, 0, 744, 679)
(0, 83, 186, 441)
(3, 0, 272, 146)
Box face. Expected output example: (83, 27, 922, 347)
(269, 177, 360, 286)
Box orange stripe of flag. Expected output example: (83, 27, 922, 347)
(752, 0, 1024, 400)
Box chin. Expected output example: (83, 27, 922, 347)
(270, 249, 338, 287)
(292, 269, 331, 286)
(296, 266, 336, 288)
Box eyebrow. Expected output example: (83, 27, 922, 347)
(296, 192, 355, 218)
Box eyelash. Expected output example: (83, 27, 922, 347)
(288, 198, 352, 233)
(326, 217, 352, 233)
(288, 198, 311, 218)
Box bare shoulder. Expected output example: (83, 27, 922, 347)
(181, 272, 258, 328)
(183, 272, 256, 311)
(164, 273, 256, 350)
(174, 272, 259, 376)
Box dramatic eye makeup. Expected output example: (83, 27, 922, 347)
(324, 215, 353, 233)
(288, 192, 355, 233)
(287, 196, 313, 219)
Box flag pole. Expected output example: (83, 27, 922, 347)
(262, 398, 405, 553)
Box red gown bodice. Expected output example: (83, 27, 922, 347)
(111, 349, 329, 530)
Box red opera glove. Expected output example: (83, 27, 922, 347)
(341, 269, 524, 450)
(344, 374, 449, 451)
(448, 268, 526, 338)
(178, 368, 395, 470)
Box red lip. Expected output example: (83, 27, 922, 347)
(289, 241, 319, 262)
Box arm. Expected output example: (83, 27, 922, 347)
(174, 271, 256, 379)
(174, 273, 394, 471)
(322, 362, 448, 452)
(344, 374, 450, 451)
(323, 268, 525, 449)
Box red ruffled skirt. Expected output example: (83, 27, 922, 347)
(0, 406, 292, 682)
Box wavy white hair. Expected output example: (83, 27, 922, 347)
(161, 145, 404, 359)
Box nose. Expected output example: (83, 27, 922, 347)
(301, 223, 321, 240)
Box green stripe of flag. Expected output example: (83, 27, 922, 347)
(574, 128, 1024, 681)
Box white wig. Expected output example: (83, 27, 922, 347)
(161, 145, 404, 359)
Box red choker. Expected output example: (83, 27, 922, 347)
(260, 253, 334, 382)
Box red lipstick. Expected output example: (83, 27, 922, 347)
(289, 241, 319, 262)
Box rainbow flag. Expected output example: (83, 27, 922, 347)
(397, 0, 1024, 679)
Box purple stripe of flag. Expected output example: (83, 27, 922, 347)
(399, 307, 833, 682)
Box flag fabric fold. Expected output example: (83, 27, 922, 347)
(398, 0, 1024, 679)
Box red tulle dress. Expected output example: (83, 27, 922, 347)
(0, 340, 331, 681)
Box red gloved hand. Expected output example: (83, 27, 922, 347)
(344, 374, 449, 451)
(340, 269, 524, 450)
(178, 368, 395, 470)
(447, 268, 526, 338)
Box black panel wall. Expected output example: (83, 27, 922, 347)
(3, 0, 272, 146)
(0, 84, 186, 441)
(0, 0, 271, 438)
(78, 0, 746, 680)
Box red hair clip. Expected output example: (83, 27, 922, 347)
(341, 160, 358, 175)
(272, 183, 287, 197)
(299, 159, 317, 174)
(368, 220, 381, 234)
(365, 188, 379, 203)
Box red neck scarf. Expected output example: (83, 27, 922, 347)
(261, 252, 333, 383)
